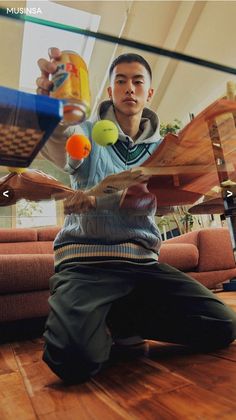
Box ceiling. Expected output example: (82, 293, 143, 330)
(1, 0, 236, 125)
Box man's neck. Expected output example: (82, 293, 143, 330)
(114, 109, 142, 141)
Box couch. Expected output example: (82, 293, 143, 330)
(0, 226, 235, 328)
(0, 227, 59, 324)
(159, 227, 236, 289)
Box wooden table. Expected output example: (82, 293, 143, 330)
(142, 98, 236, 262)
(143, 98, 236, 206)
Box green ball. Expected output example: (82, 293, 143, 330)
(92, 120, 119, 146)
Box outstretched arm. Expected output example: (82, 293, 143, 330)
(36, 48, 74, 170)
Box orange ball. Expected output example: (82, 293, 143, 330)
(66, 134, 91, 159)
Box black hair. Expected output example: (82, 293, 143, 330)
(109, 53, 152, 81)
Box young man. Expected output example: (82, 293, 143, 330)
(37, 49, 236, 384)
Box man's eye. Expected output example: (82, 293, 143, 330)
(135, 81, 143, 84)
(117, 80, 125, 84)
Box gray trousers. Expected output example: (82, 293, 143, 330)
(43, 262, 236, 383)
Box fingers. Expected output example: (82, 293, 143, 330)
(37, 58, 58, 75)
(36, 59, 57, 95)
(125, 168, 150, 184)
(37, 48, 61, 73)
(36, 75, 53, 91)
(64, 201, 94, 214)
(51, 191, 74, 200)
(48, 47, 62, 60)
(107, 170, 150, 189)
(36, 63, 54, 95)
(87, 169, 151, 196)
(36, 87, 51, 96)
(63, 191, 96, 214)
(132, 174, 151, 183)
(36, 48, 61, 95)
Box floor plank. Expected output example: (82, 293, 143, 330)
(151, 384, 236, 419)
(92, 356, 193, 419)
(147, 342, 236, 402)
(92, 349, 236, 419)
(12, 340, 133, 419)
(216, 291, 236, 311)
(0, 345, 36, 420)
(210, 341, 236, 362)
(0, 343, 18, 375)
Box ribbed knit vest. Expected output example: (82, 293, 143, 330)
(54, 118, 162, 269)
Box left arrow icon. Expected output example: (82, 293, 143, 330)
(0, 186, 15, 206)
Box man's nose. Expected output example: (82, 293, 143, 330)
(125, 81, 134, 94)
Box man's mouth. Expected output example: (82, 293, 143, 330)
(123, 98, 137, 103)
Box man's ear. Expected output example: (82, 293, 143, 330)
(147, 88, 154, 102)
(107, 86, 112, 100)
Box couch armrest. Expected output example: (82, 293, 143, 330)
(159, 243, 199, 271)
(197, 228, 235, 271)
(165, 228, 235, 272)
(164, 230, 199, 247)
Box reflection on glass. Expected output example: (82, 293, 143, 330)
(1, 1, 236, 232)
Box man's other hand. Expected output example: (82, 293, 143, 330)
(63, 190, 96, 214)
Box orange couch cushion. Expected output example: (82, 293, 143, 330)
(0, 228, 37, 242)
(159, 243, 199, 271)
(0, 242, 53, 254)
(0, 254, 54, 293)
(37, 226, 60, 241)
(197, 228, 235, 271)
(0, 291, 50, 322)
(0, 227, 58, 254)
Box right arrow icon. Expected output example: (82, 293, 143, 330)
(227, 190, 233, 197)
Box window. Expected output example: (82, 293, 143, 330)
(20, 0, 100, 93)
(2, 0, 101, 228)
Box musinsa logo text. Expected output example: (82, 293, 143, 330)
(7, 8, 42, 15)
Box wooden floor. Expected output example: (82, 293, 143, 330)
(1, 291, 236, 420)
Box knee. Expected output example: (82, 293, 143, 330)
(190, 314, 236, 351)
(43, 313, 112, 383)
(217, 316, 236, 348)
(42, 342, 102, 384)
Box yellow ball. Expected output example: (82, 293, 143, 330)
(92, 120, 119, 147)
(8, 167, 27, 174)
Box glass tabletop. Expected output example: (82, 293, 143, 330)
(1, 0, 236, 230)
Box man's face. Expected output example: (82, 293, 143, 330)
(107, 61, 154, 117)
